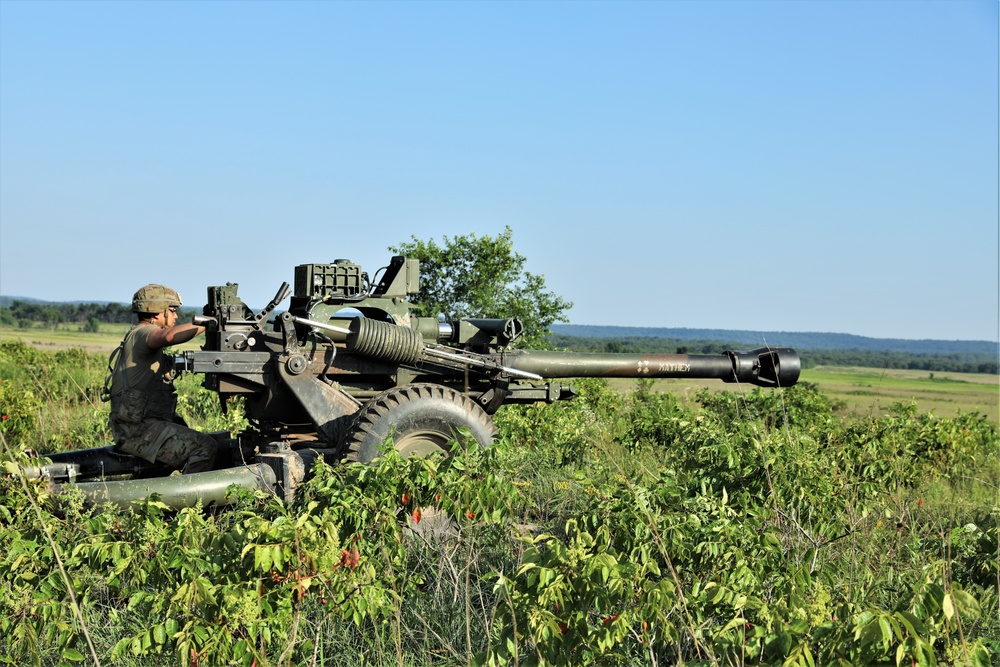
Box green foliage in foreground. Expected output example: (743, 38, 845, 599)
(0, 343, 998, 666)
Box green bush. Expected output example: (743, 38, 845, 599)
(0, 348, 997, 665)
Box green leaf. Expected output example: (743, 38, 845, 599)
(60, 648, 85, 662)
(942, 593, 954, 621)
(111, 637, 132, 659)
(777, 631, 793, 656)
(272, 544, 284, 571)
(256, 545, 272, 572)
(886, 615, 904, 643)
(952, 588, 980, 622)
(877, 617, 892, 650)
(857, 619, 883, 648)
(894, 611, 927, 638)
(720, 616, 746, 634)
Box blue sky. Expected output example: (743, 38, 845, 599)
(1, 0, 997, 342)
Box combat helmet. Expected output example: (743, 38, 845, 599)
(132, 284, 182, 314)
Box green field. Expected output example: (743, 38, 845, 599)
(0, 323, 203, 353)
(609, 365, 998, 427)
(800, 365, 999, 425)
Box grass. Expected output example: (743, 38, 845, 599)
(607, 365, 998, 427)
(802, 365, 999, 425)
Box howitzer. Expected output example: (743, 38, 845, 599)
(34, 256, 799, 507)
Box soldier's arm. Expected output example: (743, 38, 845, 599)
(146, 323, 205, 350)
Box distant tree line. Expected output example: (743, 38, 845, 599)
(548, 334, 999, 375)
(795, 349, 998, 374)
(551, 324, 997, 355)
(0, 300, 197, 332)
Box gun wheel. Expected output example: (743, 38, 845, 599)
(343, 383, 497, 463)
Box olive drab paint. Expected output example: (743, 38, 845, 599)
(37, 255, 800, 508)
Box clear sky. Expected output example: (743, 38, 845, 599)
(1, 0, 997, 342)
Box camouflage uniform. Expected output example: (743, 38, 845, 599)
(106, 288, 217, 473)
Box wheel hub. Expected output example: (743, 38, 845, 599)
(394, 429, 451, 458)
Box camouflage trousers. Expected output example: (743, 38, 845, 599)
(110, 416, 218, 474)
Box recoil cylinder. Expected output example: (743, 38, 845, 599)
(346, 317, 424, 365)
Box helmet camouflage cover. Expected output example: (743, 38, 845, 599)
(132, 284, 182, 313)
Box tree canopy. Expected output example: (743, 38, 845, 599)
(390, 227, 572, 349)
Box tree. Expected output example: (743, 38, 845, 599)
(389, 227, 572, 349)
(39, 307, 62, 330)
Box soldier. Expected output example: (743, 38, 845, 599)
(104, 284, 217, 474)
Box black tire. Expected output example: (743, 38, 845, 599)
(343, 383, 497, 463)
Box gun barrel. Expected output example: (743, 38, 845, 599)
(504, 347, 800, 388)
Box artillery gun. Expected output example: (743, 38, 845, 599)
(31, 256, 801, 507)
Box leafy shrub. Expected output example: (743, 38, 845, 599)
(0, 378, 42, 445)
(1, 348, 997, 665)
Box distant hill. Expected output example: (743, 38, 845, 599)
(550, 324, 998, 356)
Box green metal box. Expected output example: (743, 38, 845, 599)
(295, 261, 364, 300)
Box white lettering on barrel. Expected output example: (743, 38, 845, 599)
(657, 363, 691, 373)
